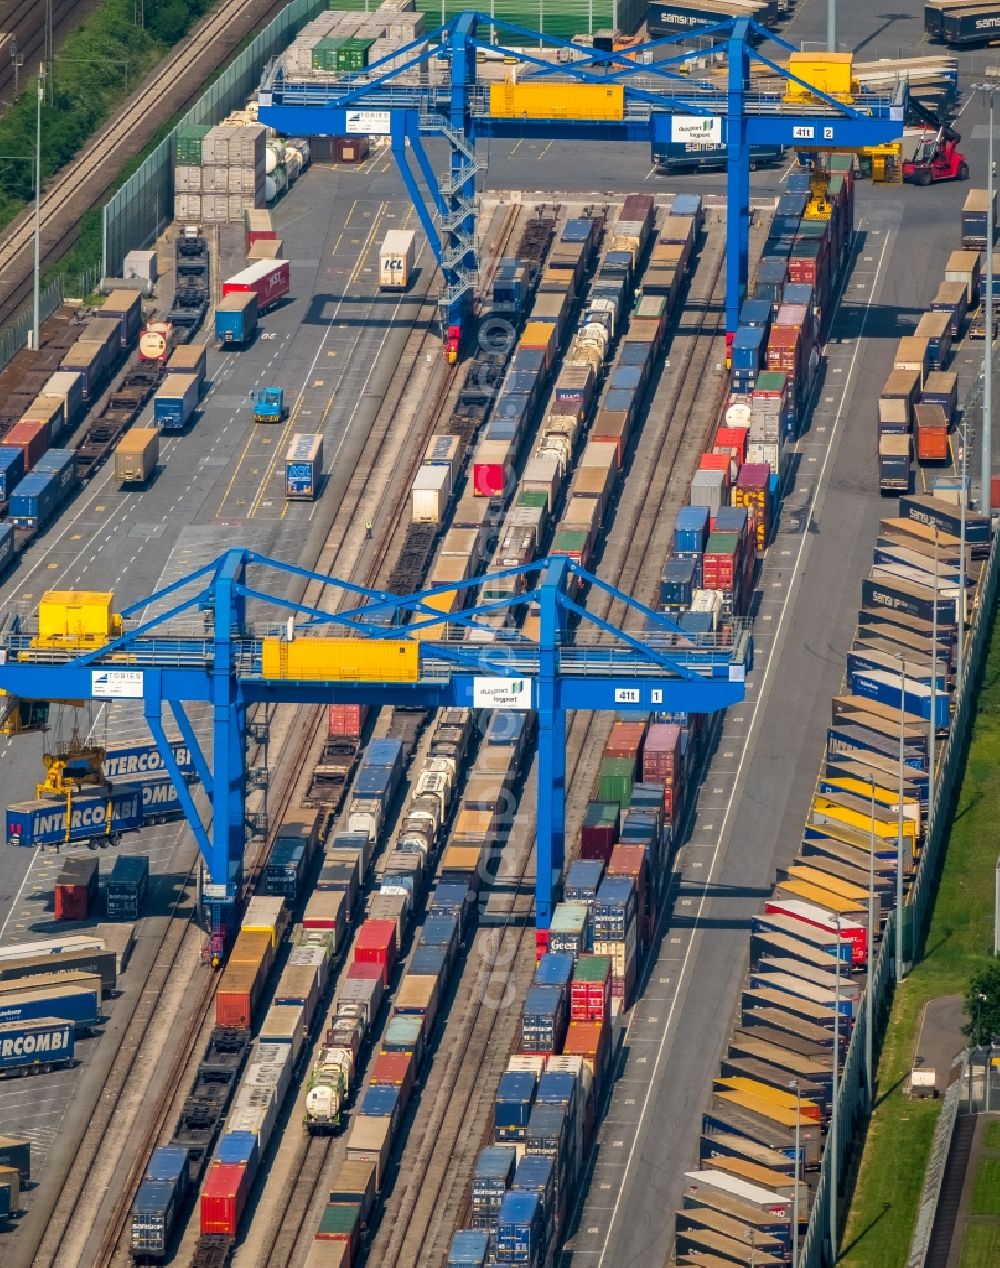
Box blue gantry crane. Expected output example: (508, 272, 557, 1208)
(257, 11, 905, 352)
(0, 551, 749, 953)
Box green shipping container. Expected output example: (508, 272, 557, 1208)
(705, 532, 739, 555)
(552, 529, 588, 555)
(312, 36, 347, 72)
(574, 953, 612, 983)
(176, 125, 210, 166)
(518, 489, 549, 509)
(413, 0, 645, 39)
(598, 756, 635, 809)
(754, 371, 787, 394)
(318, 1201, 361, 1238)
(829, 153, 854, 173)
(336, 37, 373, 72)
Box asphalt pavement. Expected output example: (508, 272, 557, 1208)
(560, 6, 994, 1266)
(0, 148, 429, 1219)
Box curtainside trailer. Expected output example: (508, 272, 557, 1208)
(0, 1018, 75, 1078)
(221, 259, 289, 311)
(6, 784, 142, 848)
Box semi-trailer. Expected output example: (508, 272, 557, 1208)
(6, 785, 142, 848)
(221, 259, 290, 311)
(115, 428, 159, 486)
(379, 229, 417, 290)
(215, 293, 258, 345)
(0, 1018, 75, 1078)
(153, 374, 199, 432)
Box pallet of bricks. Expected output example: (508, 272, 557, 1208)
(175, 122, 266, 224)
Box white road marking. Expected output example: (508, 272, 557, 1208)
(590, 218, 894, 1266)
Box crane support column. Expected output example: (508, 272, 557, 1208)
(208, 551, 248, 950)
(535, 556, 569, 951)
(726, 19, 752, 333)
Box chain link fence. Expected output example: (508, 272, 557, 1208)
(102, 0, 330, 277)
(797, 352, 1000, 1267)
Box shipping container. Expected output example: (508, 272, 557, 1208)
(153, 374, 199, 431)
(115, 427, 159, 485)
(215, 292, 258, 344)
(222, 259, 290, 311)
(379, 229, 417, 290)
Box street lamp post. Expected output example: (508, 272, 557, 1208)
(828, 0, 836, 52)
(958, 413, 968, 687)
(895, 656, 907, 983)
(866, 783, 876, 1105)
(987, 84, 994, 512)
(790, 1079, 801, 1268)
(930, 530, 938, 792)
(32, 64, 43, 352)
(994, 856, 1000, 957)
(831, 915, 842, 1263)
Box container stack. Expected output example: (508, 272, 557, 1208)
(174, 123, 266, 224)
(281, 6, 427, 84)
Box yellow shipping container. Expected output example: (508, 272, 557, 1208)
(489, 82, 624, 121)
(36, 591, 121, 648)
(442, 843, 483, 875)
(773, 878, 865, 918)
(261, 637, 418, 681)
(783, 52, 855, 105)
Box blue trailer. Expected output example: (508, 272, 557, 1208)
(215, 293, 258, 345)
(152, 374, 199, 432)
(102, 738, 194, 781)
(285, 433, 323, 500)
(0, 986, 99, 1031)
(0, 1018, 75, 1077)
(6, 784, 142, 848)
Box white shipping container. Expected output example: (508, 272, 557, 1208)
(523, 453, 562, 511)
(173, 193, 201, 223)
(174, 164, 201, 192)
(260, 1003, 307, 1064)
(379, 229, 417, 290)
(202, 165, 229, 194)
(748, 411, 781, 443)
(747, 441, 784, 475)
(411, 462, 451, 524)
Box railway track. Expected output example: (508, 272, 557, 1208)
(0, 0, 289, 328)
(372, 218, 733, 1267)
(238, 205, 526, 1268)
(0, 0, 83, 112)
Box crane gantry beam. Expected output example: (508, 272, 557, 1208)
(257, 11, 905, 343)
(0, 551, 749, 949)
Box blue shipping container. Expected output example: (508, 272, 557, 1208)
(146, 1144, 188, 1189)
(449, 1229, 490, 1267)
(9, 471, 61, 530)
(0, 447, 25, 501)
(130, 1180, 178, 1258)
(534, 952, 574, 990)
(6, 784, 142, 847)
(33, 449, 77, 498)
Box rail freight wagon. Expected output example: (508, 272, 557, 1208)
(0, 1018, 74, 1078)
(6, 785, 143, 848)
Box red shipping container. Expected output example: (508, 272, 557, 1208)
(605, 720, 646, 760)
(370, 1050, 415, 1104)
(715, 426, 748, 465)
(328, 703, 366, 741)
(992, 474, 1000, 510)
(703, 547, 738, 591)
(609, 844, 649, 928)
(54, 883, 88, 921)
(699, 451, 735, 488)
(354, 919, 397, 978)
(579, 802, 619, 862)
(570, 958, 612, 1023)
(349, 956, 389, 991)
(473, 460, 508, 498)
(590, 426, 626, 469)
(643, 723, 681, 782)
(5, 419, 49, 471)
(622, 192, 654, 224)
(200, 1161, 249, 1236)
